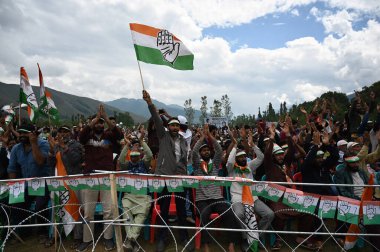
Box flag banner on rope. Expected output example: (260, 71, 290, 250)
(64, 178, 86, 191)
(130, 177, 148, 195)
(166, 178, 184, 193)
(80, 177, 100, 190)
(148, 177, 166, 193)
(363, 201, 380, 225)
(282, 189, 319, 214)
(300, 193, 320, 214)
(28, 178, 46, 196)
(98, 175, 111, 191)
(200, 176, 216, 185)
(282, 188, 304, 209)
(116, 175, 132, 192)
(8, 181, 25, 204)
(251, 182, 268, 197)
(130, 23, 194, 70)
(20, 67, 39, 122)
(261, 183, 286, 202)
(337, 196, 361, 225)
(46, 178, 66, 191)
(182, 178, 200, 188)
(318, 196, 338, 219)
(0, 182, 9, 199)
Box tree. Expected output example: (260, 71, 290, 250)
(280, 103, 283, 116)
(283, 101, 287, 115)
(258, 107, 262, 119)
(221, 94, 233, 121)
(116, 112, 134, 127)
(266, 102, 276, 121)
(199, 96, 208, 125)
(184, 98, 195, 125)
(210, 99, 222, 117)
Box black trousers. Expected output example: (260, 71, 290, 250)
(197, 198, 240, 244)
(156, 186, 189, 242)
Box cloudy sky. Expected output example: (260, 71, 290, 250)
(1, 0, 380, 116)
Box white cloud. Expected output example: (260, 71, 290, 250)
(0, 0, 379, 117)
(291, 9, 300, 16)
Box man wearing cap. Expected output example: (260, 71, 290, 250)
(336, 139, 348, 163)
(118, 127, 153, 252)
(226, 135, 274, 250)
(192, 124, 240, 252)
(7, 123, 51, 238)
(77, 104, 120, 251)
(335, 155, 369, 200)
(143, 90, 193, 252)
(264, 123, 315, 250)
(48, 125, 84, 249)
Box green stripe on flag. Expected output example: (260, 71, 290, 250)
(134, 45, 194, 70)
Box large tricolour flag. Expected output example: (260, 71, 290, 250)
(20, 67, 39, 122)
(38, 63, 59, 122)
(130, 23, 194, 70)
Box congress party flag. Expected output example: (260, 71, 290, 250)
(166, 178, 184, 193)
(28, 178, 46, 196)
(8, 181, 25, 204)
(148, 178, 166, 193)
(20, 67, 39, 122)
(130, 23, 194, 70)
(261, 183, 286, 202)
(318, 196, 338, 219)
(0, 182, 9, 199)
(116, 175, 132, 192)
(38, 63, 59, 122)
(363, 201, 380, 225)
(337, 196, 360, 225)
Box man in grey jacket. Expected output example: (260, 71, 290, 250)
(143, 90, 193, 252)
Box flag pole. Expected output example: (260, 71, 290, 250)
(18, 103, 21, 126)
(136, 60, 145, 90)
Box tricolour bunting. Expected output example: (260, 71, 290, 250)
(363, 201, 380, 225)
(8, 181, 25, 204)
(38, 64, 59, 122)
(20, 67, 39, 122)
(282, 188, 319, 214)
(337, 196, 360, 225)
(28, 178, 46, 196)
(166, 178, 184, 193)
(130, 23, 194, 70)
(0, 182, 9, 199)
(318, 196, 338, 219)
(148, 178, 166, 193)
(261, 183, 286, 202)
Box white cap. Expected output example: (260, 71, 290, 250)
(178, 115, 188, 125)
(337, 140, 348, 147)
(347, 142, 359, 149)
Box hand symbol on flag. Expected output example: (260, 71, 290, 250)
(339, 201, 351, 215)
(31, 180, 40, 190)
(288, 193, 298, 204)
(157, 30, 180, 64)
(366, 205, 376, 220)
(268, 188, 278, 197)
(303, 196, 314, 207)
(322, 201, 333, 213)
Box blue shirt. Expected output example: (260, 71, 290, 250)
(7, 139, 50, 178)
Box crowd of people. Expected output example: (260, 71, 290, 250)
(0, 89, 380, 252)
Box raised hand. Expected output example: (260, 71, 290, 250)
(322, 131, 330, 145)
(157, 30, 180, 64)
(142, 90, 152, 105)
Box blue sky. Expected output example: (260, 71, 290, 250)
(1, 0, 380, 116)
(203, 2, 371, 51)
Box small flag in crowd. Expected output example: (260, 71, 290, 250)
(8, 181, 25, 204)
(166, 178, 184, 193)
(38, 63, 59, 122)
(318, 196, 338, 219)
(148, 178, 165, 193)
(28, 178, 46, 196)
(20, 67, 39, 122)
(130, 23, 194, 70)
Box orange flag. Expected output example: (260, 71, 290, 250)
(56, 151, 80, 236)
(344, 174, 374, 250)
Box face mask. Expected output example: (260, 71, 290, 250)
(19, 136, 30, 144)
